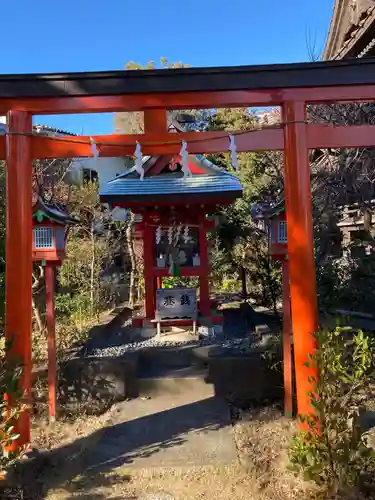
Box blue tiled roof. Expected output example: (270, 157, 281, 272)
(100, 174, 242, 197)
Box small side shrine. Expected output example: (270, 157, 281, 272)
(100, 148, 243, 330)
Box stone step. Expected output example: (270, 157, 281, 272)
(138, 343, 223, 368)
(138, 366, 212, 398)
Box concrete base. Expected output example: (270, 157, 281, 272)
(58, 336, 285, 411)
(208, 349, 283, 408)
(140, 326, 199, 342)
(138, 366, 209, 397)
(132, 312, 224, 329)
(59, 353, 139, 405)
(139, 327, 156, 339)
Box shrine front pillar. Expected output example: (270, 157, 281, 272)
(143, 221, 155, 318)
(198, 217, 211, 317)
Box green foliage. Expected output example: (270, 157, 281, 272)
(125, 58, 189, 70)
(205, 108, 283, 303)
(55, 292, 92, 326)
(317, 253, 375, 314)
(0, 163, 5, 330)
(0, 337, 27, 472)
(289, 327, 375, 495)
(219, 277, 241, 293)
(59, 181, 116, 318)
(114, 58, 191, 135)
(162, 277, 199, 289)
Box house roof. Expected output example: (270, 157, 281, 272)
(33, 124, 77, 137)
(0, 116, 76, 137)
(324, 0, 375, 59)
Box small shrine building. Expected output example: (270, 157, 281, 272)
(100, 150, 243, 329)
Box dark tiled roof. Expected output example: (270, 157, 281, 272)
(32, 197, 78, 224)
(100, 173, 242, 198)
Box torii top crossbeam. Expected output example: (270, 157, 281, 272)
(1, 57, 375, 102)
(3, 56, 375, 447)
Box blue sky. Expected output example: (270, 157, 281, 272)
(1, 0, 333, 135)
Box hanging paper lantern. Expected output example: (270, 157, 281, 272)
(228, 134, 238, 171)
(134, 142, 144, 180)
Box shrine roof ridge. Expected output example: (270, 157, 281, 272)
(2, 58, 375, 98)
(100, 174, 242, 198)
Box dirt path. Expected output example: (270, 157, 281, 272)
(13, 405, 311, 500)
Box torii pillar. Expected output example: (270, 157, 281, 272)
(5, 111, 33, 447)
(283, 101, 319, 420)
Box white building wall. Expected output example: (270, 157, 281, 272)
(68, 157, 129, 190)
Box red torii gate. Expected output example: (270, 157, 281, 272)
(2, 58, 375, 446)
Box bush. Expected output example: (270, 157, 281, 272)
(0, 337, 26, 474)
(289, 327, 375, 496)
(162, 277, 199, 289)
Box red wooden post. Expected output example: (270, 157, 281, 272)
(144, 109, 167, 134)
(5, 111, 33, 447)
(45, 263, 57, 423)
(137, 110, 165, 323)
(282, 259, 293, 418)
(156, 277, 162, 289)
(198, 222, 210, 317)
(143, 222, 155, 318)
(282, 101, 319, 421)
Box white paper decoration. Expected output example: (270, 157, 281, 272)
(183, 225, 189, 244)
(229, 134, 238, 171)
(175, 224, 182, 245)
(168, 226, 173, 245)
(156, 226, 162, 244)
(134, 142, 144, 180)
(179, 140, 191, 178)
(90, 137, 100, 160)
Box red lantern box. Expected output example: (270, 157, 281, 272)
(32, 198, 76, 263)
(268, 210, 288, 260)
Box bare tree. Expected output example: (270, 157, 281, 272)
(31, 159, 72, 333)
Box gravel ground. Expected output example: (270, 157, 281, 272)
(82, 303, 280, 358)
(88, 335, 266, 357)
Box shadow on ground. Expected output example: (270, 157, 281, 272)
(11, 395, 255, 499)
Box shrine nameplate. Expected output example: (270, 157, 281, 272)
(156, 287, 197, 321)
